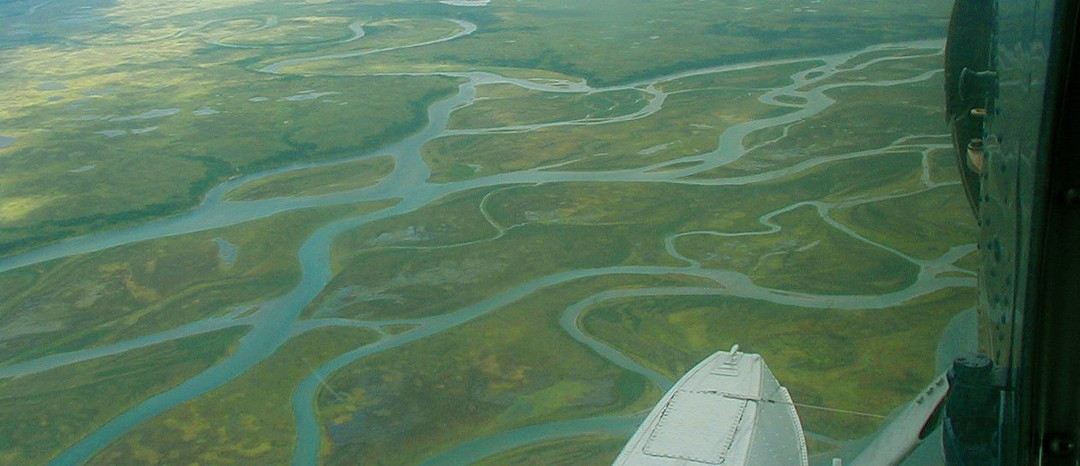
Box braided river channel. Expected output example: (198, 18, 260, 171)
(0, 18, 976, 466)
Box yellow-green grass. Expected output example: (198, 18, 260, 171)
(318, 222, 636, 320)
(287, 59, 586, 84)
(285, 0, 950, 87)
(448, 86, 650, 130)
(4, 7, 462, 253)
(246, 16, 468, 71)
(794, 151, 928, 210)
(953, 250, 981, 273)
(326, 179, 787, 321)
(0, 0, 269, 31)
(805, 53, 944, 90)
(831, 184, 978, 260)
(225, 155, 394, 201)
(471, 435, 626, 466)
(695, 73, 947, 179)
(423, 87, 786, 182)
(673, 204, 919, 295)
(483, 151, 924, 237)
(217, 16, 355, 47)
(0, 32, 209, 80)
(325, 147, 933, 318)
(581, 287, 977, 440)
(0, 327, 247, 466)
(240, 0, 954, 85)
(2, 0, 952, 96)
(0, 200, 395, 364)
(741, 124, 789, 151)
(380, 323, 420, 335)
(0, 0, 969, 462)
(322, 150, 929, 322)
(86, 326, 379, 466)
(71, 23, 192, 47)
(329, 182, 699, 268)
(835, 47, 943, 71)
(316, 274, 712, 466)
(656, 60, 822, 94)
(927, 147, 963, 185)
(330, 187, 509, 271)
(0, 70, 457, 255)
(198, 18, 269, 42)
(805, 435, 844, 456)
(0, 3, 460, 253)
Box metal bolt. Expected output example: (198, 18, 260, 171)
(1047, 433, 1077, 457)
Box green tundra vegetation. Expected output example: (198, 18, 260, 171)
(831, 184, 978, 260)
(472, 436, 628, 466)
(0, 0, 975, 464)
(423, 85, 787, 182)
(0, 201, 394, 365)
(581, 288, 977, 441)
(86, 326, 380, 466)
(0, 69, 457, 256)
(0, 327, 248, 466)
(447, 86, 652, 131)
(314, 274, 708, 466)
(0, 0, 954, 253)
(224, 155, 396, 201)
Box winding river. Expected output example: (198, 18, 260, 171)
(0, 16, 973, 466)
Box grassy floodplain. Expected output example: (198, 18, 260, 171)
(423, 84, 788, 182)
(472, 435, 627, 466)
(86, 327, 380, 466)
(447, 86, 653, 130)
(269, 0, 950, 86)
(580, 288, 977, 442)
(0, 0, 976, 464)
(0, 0, 949, 253)
(314, 274, 709, 466)
(0, 68, 458, 255)
(212, 16, 358, 47)
(0, 10, 460, 255)
(317, 149, 930, 322)
(832, 184, 978, 260)
(698, 64, 949, 177)
(224, 155, 395, 201)
(0, 327, 247, 466)
(0, 201, 394, 366)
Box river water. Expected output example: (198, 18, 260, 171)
(0, 18, 970, 465)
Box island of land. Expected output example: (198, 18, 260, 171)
(0, 0, 977, 465)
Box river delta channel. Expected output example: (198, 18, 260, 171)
(0, 11, 976, 466)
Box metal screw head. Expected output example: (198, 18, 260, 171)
(1047, 433, 1077, 457)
